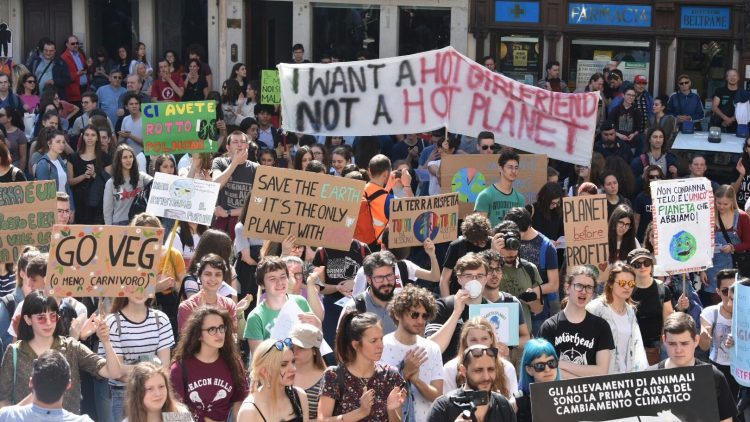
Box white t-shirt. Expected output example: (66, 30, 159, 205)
(51, 159, 67, 193)
(169, 232, 202, 266)
(352, 260, 419, 296)
(441, 356, 518, 397)
(611, 310, 631, 372)
(380, 334, 443, 422)
(121, 115, 144, 154)
(701, 304, 732, 365)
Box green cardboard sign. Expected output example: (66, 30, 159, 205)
(261, 70, 281, 105)
(141, 100, 220, 156)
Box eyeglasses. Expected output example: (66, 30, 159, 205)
(463, 347, 498, 360)
(371, 273, 396, 283)
(614, 279, 636, 288)
(112, 76, 122, 80)
(201, 325, 227, 336)
(408, 311, 429, 320)
(488, 266, 502, 274)
(69, 42, 79, 46)
(550, 199, 562, 208)
(32, 312, 59, 324)
(457, 274, 487, 281)
(720, 287, 734, 296)
(292, 271, 304, 280)
(678, 81, 690, 85)
(526, 358, 558, 373)
(480, 145, 492, 150)
(617, 221, 631, 229)
(648, 174, 661, 180)
(572, 283, 595, 294)
(631, 260, 652, 269)
(263, 338, 293, 357)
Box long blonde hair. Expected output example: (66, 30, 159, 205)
(250, 338, 295, 407)
(125, 362, 181, 422)
(715, 184, 739, 219)
(455, 317, 509, 397)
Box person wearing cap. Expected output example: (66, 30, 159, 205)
(427, 344, 516, 422)
(710, 68, 739, 133)
(606, 69, 628, 101)
(539, 266, 614, 379)
(610, 75, 652, 129)
(667, 74, 705, 131)
(594, 120, 634, 164)
(290, 323, 327, 420)
(628, 247, 678, 365)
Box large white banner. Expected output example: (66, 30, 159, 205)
(278, 47, 599, 166)
(651, 178, 714, 274)
(146, 173, 220, 226)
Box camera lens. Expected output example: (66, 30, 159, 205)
(504, 235, 520, 250)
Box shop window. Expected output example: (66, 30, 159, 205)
(496, 35, 541, 84)
(569, 39, 651, 91)
(398, 7, 451, 56)
(677, 39, 730, 101)
(312, 4, 380, 61)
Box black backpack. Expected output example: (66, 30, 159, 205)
(0, 294, 16, 317)
(128, 178, 153, 220)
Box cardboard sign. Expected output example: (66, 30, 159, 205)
(468, 303, 520, 346)
(388, 193, 459, 248)
(530, 365, 718, 421)
(562, 194, 609, 275)
(243, 166, 365, 250)
(651, 178, 714, 274)
(733, 281, 750, 387)
(0, 181, 56, 263)
(146, 172, 220, 226)
(46, 225, 164, 297)
(162, 413, 193, 422)
(261, 69, 281, 105)
(440, 153, 548, 217)
(141, 100, 220, 155)
(278, 47, 599, 166)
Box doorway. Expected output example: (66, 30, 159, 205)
(23, 0, 72, 56)
(676, 39, 731, 100)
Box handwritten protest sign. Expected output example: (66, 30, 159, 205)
(530, 365, 718, 421)
(278, 47, 598, 166)
(440, 154, 547, 217)
(46, 225, 163, 297)
(0, 181, 56, 263)
(650, 178, 714, 274)
(468, 303, 520, 346)
(733, 281, 750, 387)
(261, 69, 281, 105)
(162, 413, 193, 422)
(141, 100, 219, 155)
(243, 166, 365, 250)
(388, 193, 459, 248)
(146, 173, 220, 226)
(563, 194, 608, 275)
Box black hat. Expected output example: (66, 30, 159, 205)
(599, 120, 615, 132)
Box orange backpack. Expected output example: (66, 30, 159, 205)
(353, 187, 388, 246)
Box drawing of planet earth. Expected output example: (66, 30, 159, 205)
(669, 230, 697, 262)
(451, 168, 487, 203)
(414, 212, 440, 242)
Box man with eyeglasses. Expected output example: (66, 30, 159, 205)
(427, 345, 515, 422)
(539, 266, 614, 379)
(69, 92, 114, 138)
(56, 192, 72, 225)
(667, 74, 705, 131)
(60, 35, 88, 105)
(29, 40, 71, 98)
(475, 151, 525, 228)
(96, 69, 126, 127)
(380, 285, 443, 422)
(610, 87, 644, 155)
(340, 251, 399, 335)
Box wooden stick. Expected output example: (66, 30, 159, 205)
(682, 273, 687, 297)
(161, 220, 180, 275)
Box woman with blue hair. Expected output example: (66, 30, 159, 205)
(515, 338, 560, 422)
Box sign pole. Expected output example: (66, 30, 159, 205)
(161, 219, 180, 274)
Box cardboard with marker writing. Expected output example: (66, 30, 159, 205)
(46, 225, 164, 297)
(562, 194, 609, 279)
(146, 172, 221, 226)
(141, 100, 220, 155)
(388, 193, 459, 248)
(261, 69, 281, 105)
(243, 166, 365, 250)
(440, 153, 547, 217)
(0, 180, 56, 263)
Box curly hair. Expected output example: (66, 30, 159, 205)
(461, 213, 492, 245)
(387, 285, 436, 326)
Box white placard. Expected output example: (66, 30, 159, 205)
(146, 172, 220, 225)
(270, 298, 333, 356)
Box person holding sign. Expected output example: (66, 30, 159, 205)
(586, 262, 649, 373)
(539, 266, 614, 379)
(123, 362, 191, 422)
(474, 151, 525, 227)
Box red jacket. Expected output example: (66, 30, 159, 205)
(60, 49, 88, 102)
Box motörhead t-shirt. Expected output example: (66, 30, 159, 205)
(539, 311, 614, 367)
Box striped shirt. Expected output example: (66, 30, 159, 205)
(305, 376, 324, 420)
(0, 273, 15, 297)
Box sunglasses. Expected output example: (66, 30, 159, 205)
(464, 347, 499, 360)
(648, 174, 661, 180)
(112, 76, 123, 80)
(615, 279, 636, 288)
(527, 359, 558, 373)
(408, 311, 429, 320)
(631, 260, 652, 269)
(201, 324, 227, 336)
(679, 81, 690, 85)
(32, 312, 59, 324)
(720, 287, 734, 296)
(480, 145, 492, 150)
(263, 338, 293, 356)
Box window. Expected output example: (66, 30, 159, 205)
(677, 39, 731, 100)
(496, 35, 541, 83)
(398, 7, 451, 56)
(313, 4, 380, 61)
(569, 39, 651, 91)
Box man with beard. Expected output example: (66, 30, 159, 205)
(339, 251, 398, 334)
(380, 285, 443, 422)
(427, 345, 516, 422)
(594, 120, 633, 163)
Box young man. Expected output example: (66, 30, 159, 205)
(292, 43, 309, 64)
(381, 285, 443, 421)
(56, 192, 72, 225)
(340, 251, 399, 335)
(610, 87, 643, 153)
(69, 92, 114, 137)
(427, 345, 516, 422)
(650, 312, 737, 422)
(537, 61, 569, 93)
(539, 266, 614, 379)
(0, 73, 22, 109)
(354, 154, 396, 250)
(439, 214, 493, 297)
(254, 104, 280, 150)
(482, 56, 497, 72)
(593, 120, 633, 164)
(477, 131, 496, 155)
(389, 133, 424, 170)
(151, 60, 185, 102)
(667, 74, 705, 131)
(711, 68, 739, 133)
(474, 151, 525, 227)
(0, 350, 94, 421)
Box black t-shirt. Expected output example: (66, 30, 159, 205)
(428, 389, 516, 422)
(526, 203, 564, 242)
(539, 311, 615, 366)
(442, 236, 491, 295)
(211, 158, 259, 210)
(649, 360, 737, 421)
(712, 86, 738, 128)
(0, 166, 27, 182)
(312, 240, 370, 300)
(425, 296, 490, 363)
(632, 280, 672, 344)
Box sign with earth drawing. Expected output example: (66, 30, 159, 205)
(650, 177, 714, 274)
(388, 193, 459, 248)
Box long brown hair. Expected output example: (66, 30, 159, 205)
(604, 261, 637, 306)
(124, 362, 181, 422)
(454, 317, 509, 397)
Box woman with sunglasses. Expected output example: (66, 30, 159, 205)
(318, 310, 405, 422)
(627, 248, 675, 365)
(586, 262, 648, 373)
(16, 74, 39, 112)
(633, 164, 663, 243)
(516, 339, 560, 422)
(607, 204, 638, 264)
(0, 291, 122, 412)
(170, 306, 249, 422)
(237, 337, 308, 422)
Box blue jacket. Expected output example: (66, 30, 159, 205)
(35, 153, 75, 211)
(667, 91, 704, 122)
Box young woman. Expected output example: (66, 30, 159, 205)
(631, 128, 679, 187)
(0, 291, 122, 413)
(116, 46, 131, 77)
(330, 146, 352, 176)
(515, 339, 560, 422)
(36, 87, 78, 132)
(235, 195, 264, 309)
(633, 165, 663, 242)
(426, 135, 460, 195)
(103, 144, 153, 225)
(0, 136, 26, 182)
(290, 323, 326, 420)
(183, 58, 208, 101)
(604, 155, 637, 201)
(608, 204, 638, 264)
(310, 143, 329, 171)
(15, 74, 39, 112)
(164, 50, 182, 79)
(99, 294, 175, 422)
(180, 151, 212, 180)
(221, 79, 248, 126)
(34, 129, 73, 200)
(292, 145, 314, 171)
(601, 171, 631, 217)
(129, 42, 152, 76)
(586, 262, 648, 373)
(237, 338, 309, 422)
(0, 106, 27, 171)
(177, 253, 238, 332)
(67, 125, 112, 224)
(123, 362, 190, 422)
(170, 306, 249, 422)
(648, 95, 677, 151)
(317, 311, 405, 422)
(525, 182, 565, 245)
(325, 135, 345, 150)
(243, 81, 259, 119)
(258, 148, 278, 167)
(628, 248, 675, 365)
(441, 317, 517, 397)
(230, 62, 248, 92)
(182, 229, 238, 300)
(172, 221, 207, 269)
(151, 154, 176, 176)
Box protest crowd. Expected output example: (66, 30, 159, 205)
(1, 36, 750, 422)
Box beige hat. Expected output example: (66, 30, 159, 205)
(290, 323, 323, 349)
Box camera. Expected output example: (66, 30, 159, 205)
(503, 233, 520, 250)
(449, 391, 489, 411)
(394, 169, 402, 178)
